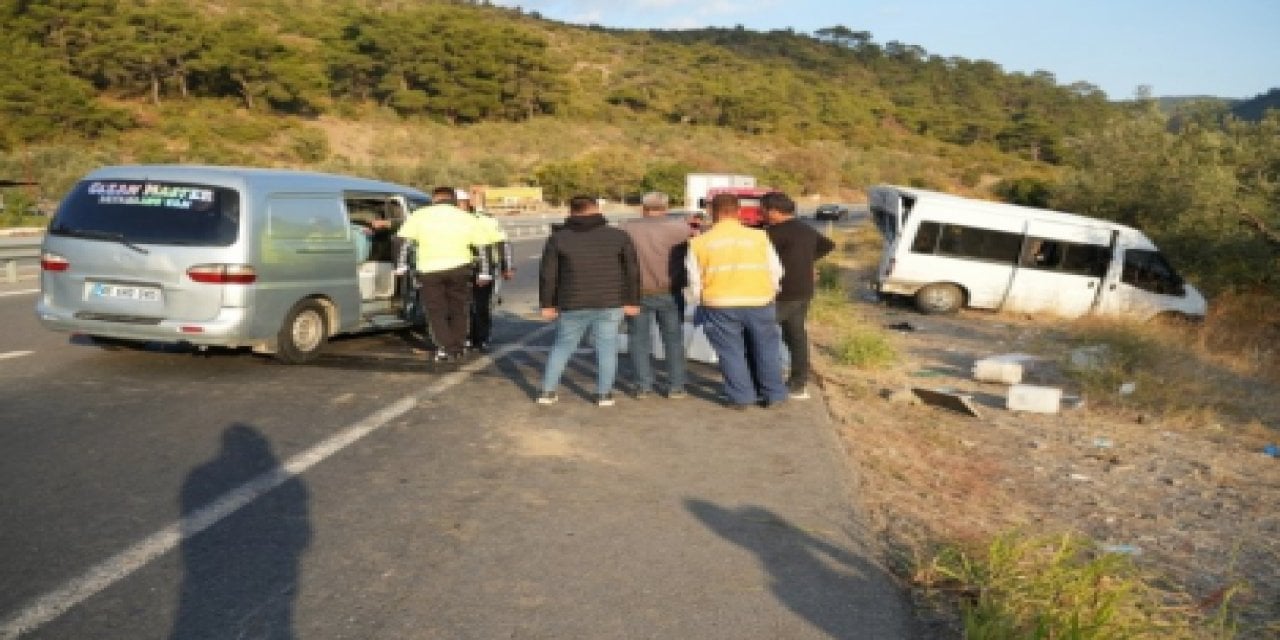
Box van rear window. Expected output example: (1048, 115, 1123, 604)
(50, 180, 240, 247)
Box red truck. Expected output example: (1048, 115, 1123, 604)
(702, 186, 773, 227)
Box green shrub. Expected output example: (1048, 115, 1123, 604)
(832, 331, 896, 368)
(924, 533, 1234, 639)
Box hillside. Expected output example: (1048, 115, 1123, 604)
(0, 0, 1122, 200)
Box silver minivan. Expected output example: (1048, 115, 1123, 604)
(36, 165, 430, 362)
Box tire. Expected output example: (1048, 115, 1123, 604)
(276, 299, 328, 364)
(914, 283, 965, 315)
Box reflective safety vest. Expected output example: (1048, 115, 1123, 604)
(396, 204, 489, 273)
(689, 219, 779, 307)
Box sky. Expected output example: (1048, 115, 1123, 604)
(490, 0, 1278, 99)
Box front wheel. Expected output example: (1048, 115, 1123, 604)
(276, 299, 328, 364)
(915, 283, 964, 315)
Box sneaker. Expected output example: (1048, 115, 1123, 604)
(667, 389, 688, 400)
(789, 386, 811, 400)
(633, 390, 654, 400)
(596, 393, 616, 407)
(536, 391, 558, 405)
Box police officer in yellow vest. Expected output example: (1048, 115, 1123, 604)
(457, 189, 514, 352)
(686, 192, 787, 409)
(397, 186, 490, 363)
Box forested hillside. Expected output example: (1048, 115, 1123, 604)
(1, 0, 1276, 296)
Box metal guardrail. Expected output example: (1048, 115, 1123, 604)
(0, 214, 638, 283)
(0, 241, 40, 283)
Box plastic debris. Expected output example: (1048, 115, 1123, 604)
(1118, 382, 1137, 396)
(972, 353, 1040, 384)
(1099, 544, 1142, 556)
(1007, 384, 1063, 414)
(1092, 437, 1114, 449)
(1264, 443, 1279, 458)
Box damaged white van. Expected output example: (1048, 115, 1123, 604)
(869, 185, 1207, 320)
(36, 165, 430, 362)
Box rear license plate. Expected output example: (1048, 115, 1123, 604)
(90, 283, 162, 302)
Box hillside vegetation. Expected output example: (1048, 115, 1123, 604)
(0, 0, 1277, 297)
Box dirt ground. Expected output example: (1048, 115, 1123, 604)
(810, 291, 1280, 636)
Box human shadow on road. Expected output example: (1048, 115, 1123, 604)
(170, 424, 312, 640)
(685, 498, 908, 639)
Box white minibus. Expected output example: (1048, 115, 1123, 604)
(869, 186, 1207, 320)
(37, 165, 431, 362)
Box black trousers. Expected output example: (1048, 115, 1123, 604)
(417, 265, 474, 355)
(469, 281, 495, 346)
(775, 299, 812, 388)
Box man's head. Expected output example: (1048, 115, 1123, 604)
(709, 193, 740, 223)
(455, 188, 472, 212)
(761, 191, 796, 225)
(432, 186, 457, 206)
(568, 195, 601, 217)
(640, 191, 669, 217)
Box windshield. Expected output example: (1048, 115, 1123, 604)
(50, 180, 241, 247)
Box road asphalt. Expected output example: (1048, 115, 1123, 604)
(1, 225, 912, 639)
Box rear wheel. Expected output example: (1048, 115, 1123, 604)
(914, 283, 964, 315)
(276, 299, 328, 364)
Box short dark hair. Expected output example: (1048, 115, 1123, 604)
(431, 186, 456, 205)
(568, 195, 599, 215)
(709, 193, 740, 216)
(760, 191, 795, 215)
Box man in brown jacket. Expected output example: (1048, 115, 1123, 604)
(622, 192, 690, 399)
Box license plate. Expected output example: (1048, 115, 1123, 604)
(90, 283, 162, 302)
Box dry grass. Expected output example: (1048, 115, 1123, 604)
(810, 226, 1277, 637)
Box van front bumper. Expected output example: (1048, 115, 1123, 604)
(36, 300, 257, 348)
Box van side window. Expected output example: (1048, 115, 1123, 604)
(910, 221, 941, 253)
(935, 223, 1021, 264)
(1122, 250, 1185, 296)
(267, 196, 346, 240)
(1020, 238, 1110, 277)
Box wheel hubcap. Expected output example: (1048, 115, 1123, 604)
(292, 310, 324, 352)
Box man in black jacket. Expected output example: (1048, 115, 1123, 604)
(763, 192, 835, 399)
(537, 196, 641, 406)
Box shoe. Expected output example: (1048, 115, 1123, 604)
(596, 393, 616, 407)
(789, 386, 811, 400)
(634, 390, 653, 400)
(667, 389, 688, 399)
(536, 391, 558, 405)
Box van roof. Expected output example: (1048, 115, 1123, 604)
(873, 184, 1145, 236)
(83, 165, 429, 199)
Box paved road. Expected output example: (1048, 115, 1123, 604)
(0, 230, 911, 639)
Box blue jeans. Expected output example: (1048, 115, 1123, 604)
(701, 305, 788, 406)
(541, 308, 624, 395)
(627, 293, 687, 393)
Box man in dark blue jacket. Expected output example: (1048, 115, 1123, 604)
(537, 196, 641, 407)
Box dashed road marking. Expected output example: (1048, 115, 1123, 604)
(0, 325, 553, 640)
(0, 289, 39, 298)
(0, 351, 33, 361)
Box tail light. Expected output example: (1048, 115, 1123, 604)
(187, 264, 257, 284)
(41, 253, 70, 272)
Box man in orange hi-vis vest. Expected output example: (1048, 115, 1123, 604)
(685, 193, 786, 410)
